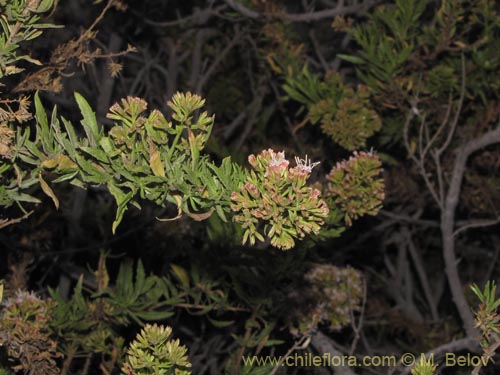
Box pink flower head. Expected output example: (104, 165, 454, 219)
(268, 149, 289, 169)
(265, 149, 289, 178)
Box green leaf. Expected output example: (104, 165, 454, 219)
(34, 91, 48, 135)
(7, 191, 41, 204)
(134, 260, 146, 296)
(215, 205, 227, 223)
(99, 137, 114, 154)
(337, 54, 366, 64)
(34, 0, 54, 13)
(80, 146, 110, 163)
(107, 182, 133, 233)
(207, 316, 235, 328)
(133, 310, 175, 321)
(74, 92, 99, 146)
(52, 170, 79, 183)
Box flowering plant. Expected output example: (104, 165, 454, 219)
(231, 149, 329, 250)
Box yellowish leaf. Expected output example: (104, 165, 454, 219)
(56, 154, 77, 169)
(95, 253, 109, 291)
(149, 150, 165, 177)
(156, 195, 182, 221)
(186, 208, 214, 221)
(38, 172, 59, 209)
(42, 158, 59, 169)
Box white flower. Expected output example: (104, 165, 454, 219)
(294, 155, 320, 174)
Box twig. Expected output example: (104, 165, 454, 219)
(403, 109, 442, 208)
(471, 334, 500, 375)
(349, 278, 367, 355)
(378, 209, 439, 228)
(224, 0, 260, 19)
(188, 29, 218, 91)
(269, 334, 312, 375)
(0, 210, 33, 230)
(309, 29, 329, 72)
(280, 0, 380, 22)
(139, 4, 227, 28)
(436, 54, 466, 156)
(196, 28, 242, 93)
(402, 227, 439, 320)
(453, 218, 500, 237)
(421, 94, 452, 161)
(223, 0, 380, 22)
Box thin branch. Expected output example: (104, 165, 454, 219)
(472, 334, 500, 375)
(139, 5, 227, 27)
(223, 0, 380, 22)
(453, 218, 500, 237)
(349, 278, 367, 355)
(378, 210, 440, 228)
(0, 210, 33, 230)
(402, 227, 439, 321)
(196, 29, 242, 93)
(282, 0, 380, 22)
(224, 0, 260, 19)
(403, 109, 443, 208)
(269, 334, 312, 375)
(437, 54, 466, 156)
(421, 94, 453, 161)
(309, 29, 329, 72)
